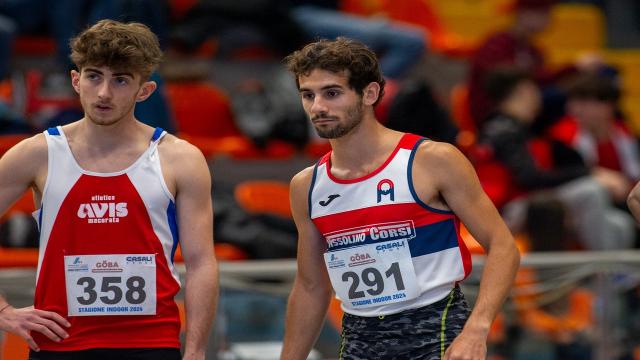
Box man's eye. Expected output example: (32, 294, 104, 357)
(302, 93, 314, 100)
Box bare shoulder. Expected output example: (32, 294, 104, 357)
(289, 165, 316, 216)
(1, 133, 48, 166)
(0, 133, 48, 190)
(290, 166, 315, 192)
(157, 134, 210, 196)
(157, 134, 206, 165)
(414, 140, 467, 168)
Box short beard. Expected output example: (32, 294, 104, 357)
(314, 102, 364, 139)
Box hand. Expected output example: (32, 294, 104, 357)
(592, 167, 632, 203)
(0, 305, 70, 352)
(443, 327, 488, 360)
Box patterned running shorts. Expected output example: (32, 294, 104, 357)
(339, 286, 470, 360)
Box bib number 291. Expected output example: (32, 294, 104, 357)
(76, 276, 146, 305)
(342, 262, 404, 299)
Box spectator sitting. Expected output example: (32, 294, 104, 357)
(478, 67, 635, 250)
(549, 73, 639, 205)
(289, 0, 427, 79)
(468, 0, 603, 126)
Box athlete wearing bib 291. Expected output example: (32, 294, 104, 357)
(310, 133, 472, 358)
(31, 126, 181, 351)
(310, 133, 472, 316)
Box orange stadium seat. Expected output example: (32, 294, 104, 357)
(166, 81, 239, 138)
(166, 82, 297, 159)
(234, 180, 292, 219)
(450, 83, 477, 152)
(339, 0, 476, 57)
(1, 332, 29, 360)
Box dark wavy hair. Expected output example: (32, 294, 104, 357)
(284, 37, 386, 106)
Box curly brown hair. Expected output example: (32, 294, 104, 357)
(284, 37, 385, 106)
(70, 19, 163, 81)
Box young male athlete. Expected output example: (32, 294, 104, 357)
(281, 38, 520, 360)
(0, 20, 218, 360)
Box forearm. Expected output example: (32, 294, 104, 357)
(281, 280, 332, 360)
(465, 235, 520, 334)
(183, 259, 219, 357)
(0, 295, 11, 330)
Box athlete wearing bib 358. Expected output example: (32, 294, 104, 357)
(281, 38, 520, 360)
(0, 20, 218, 360)
(32, 127, 180, 350)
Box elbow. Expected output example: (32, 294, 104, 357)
(296, 274, 332, 300)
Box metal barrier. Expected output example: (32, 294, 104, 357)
(2, 251, 640, 359)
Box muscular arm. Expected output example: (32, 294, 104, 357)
(414, 142, 520, 360)
(281, 168, 333, 360)
(0, 135, 72, 351)
(169, 140, 218, 360)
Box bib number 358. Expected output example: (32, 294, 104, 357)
(64, 254, 157, 316)
(76, 276, 146, 305)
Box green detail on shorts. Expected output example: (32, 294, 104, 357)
(440, 289, 456, 358)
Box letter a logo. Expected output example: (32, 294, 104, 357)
(377, 179, 394, 203)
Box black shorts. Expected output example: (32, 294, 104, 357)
(28, 348, 181, 360)
(339, 286, 470, 360)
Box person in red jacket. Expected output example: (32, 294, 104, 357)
(549, 73, 639, 205)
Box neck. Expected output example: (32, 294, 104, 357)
(76, 115, 145, 149)
(328, 116, 399, 171)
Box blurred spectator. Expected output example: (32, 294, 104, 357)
(384, 78, 458, 143)
(170, 0, 309, 57)
(549, 73, 639, 204)
(478, 67, 635, 250)
(0, 0, 176, 132)
(171, 0, 426, 79)
(468, 0, 603, 126)
(290, 0, 427, 79)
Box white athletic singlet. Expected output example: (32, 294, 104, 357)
(309, 133, 471, 317)
(32, 126, 181, 350)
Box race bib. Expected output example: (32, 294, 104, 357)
(64, 254, 157, 316)
(324, 239, 419, 309)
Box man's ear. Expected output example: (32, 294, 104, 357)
(362, 82, 381, 106)
(136, 81, 157, 102)
(71, 70, 81, 94)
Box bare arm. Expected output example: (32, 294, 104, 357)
(414, 142, 520, 360)
(627, 181, 640, 222)
(281, 168, 334, 360)
(0, 135, 72, 351)
(170, 140, 218, 360)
